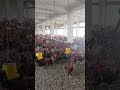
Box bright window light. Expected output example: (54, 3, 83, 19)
(80, 22, 85, 27)
(73, 24, 76, 28)
(57, 29, 64, 35)
(73, 28, 77, 37)
(78, 28, 85, 37)
(45, 29, 50, 34)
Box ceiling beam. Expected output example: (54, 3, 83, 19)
(70, 3, 85, 12)
(35, 1, 85, 24)
(35, 7, 67, 13)
(55, 20, 66, 22)
(36, 4, 68, 13)
(35, 12, 67, 16)
(35, 15, 47, 20)
(36, 13, 55, 16)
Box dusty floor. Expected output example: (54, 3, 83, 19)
(35, 60, 85, 90)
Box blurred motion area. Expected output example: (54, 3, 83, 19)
(0, 0, 35, 90)
(86, 0, 120, 90)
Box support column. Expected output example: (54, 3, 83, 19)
(42, 23, 45, 35)
(67, 13, 73, 43)
(99, 0, 102, 26)
(56, 25, 58, 35)
(55, 25, 57, 35)
(99, 0, 106, 26)
(102, 0, 107, 26)
(86, 0, 92, 41)
(50, 20, 55, 38)
(35, 25, 37, 35)
(76, 22, 79, 37)
(5, 0, 9, 18)
(64, 23, 67, 36)
(37, 25, 40, 34)
(17, 0, 24, 22)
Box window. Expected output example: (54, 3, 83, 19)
(45, 29, 50, 34)
(80, 22, 85, 27)
(57, 29, 64, 35)
(75, 22, 85, 37)
(78, 28, 85, 37)
(73, 28, 77, 37)
(73, 24, 76, 28)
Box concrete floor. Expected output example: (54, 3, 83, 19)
(35, 60, 85, 90)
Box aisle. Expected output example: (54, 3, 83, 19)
(35, 60, 85, 90)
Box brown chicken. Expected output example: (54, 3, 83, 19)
(64, 60, 75, 77)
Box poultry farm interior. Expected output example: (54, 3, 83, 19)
(35, 34, 85, 90)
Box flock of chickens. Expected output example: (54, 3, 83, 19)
(86, 25, 120, 90)
(0, 18, 35, 90)
(35, 35, 85, 79)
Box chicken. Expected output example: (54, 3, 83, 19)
(64, 60, 75, 77)
(51, 54, 57, 65)
(64, 65, 73, 75)
(45, 57, 54, 65)
(78, 55, 85, 62)
(51, 56, 55, 65)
